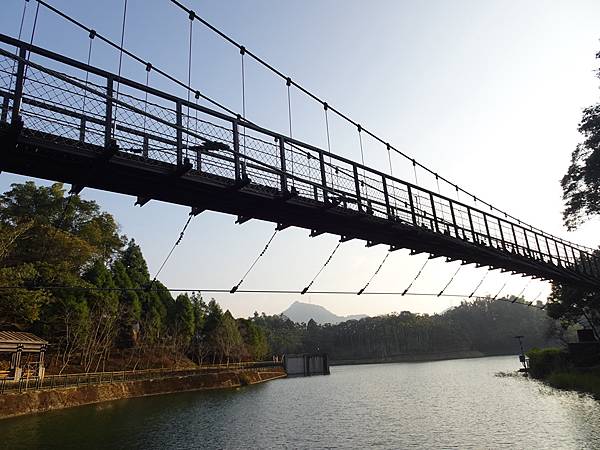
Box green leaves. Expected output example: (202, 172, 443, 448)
(562, 52, 600, 230)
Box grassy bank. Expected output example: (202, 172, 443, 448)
(527, 347, 600, 399)
(546, 371, 600, 398)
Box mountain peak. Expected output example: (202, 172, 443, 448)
(282, 301, 367, 325)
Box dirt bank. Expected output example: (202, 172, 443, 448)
(0, 368, 286, 419)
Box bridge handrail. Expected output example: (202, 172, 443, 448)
(0, 33, 598, 284)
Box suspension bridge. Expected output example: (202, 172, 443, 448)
(0, 0, 598, 303)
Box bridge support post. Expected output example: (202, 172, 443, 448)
(1, 96, 9, 123)
(104, 76, 114, 149)
(11, 47, 27, 126)
(429, 192, 439, 233)
(407, 185, 416, 226)
(176, 100, 183, 167)
(319, 150, 328, 203)
(353, 165, 363, 212)
(467, 206, 476, 243)
(382, 175, 391, 219)
(278, 137, 288, 193)
(232, 120, 241, 183)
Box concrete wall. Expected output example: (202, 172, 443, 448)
(284, 354, 329, 376)
(0, 368, 286, 419)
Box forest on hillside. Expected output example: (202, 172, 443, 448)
(255, 297, 561, 361)
(0, 181, 562, 372)
(0, 182, 268, 373)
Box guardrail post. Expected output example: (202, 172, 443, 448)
(466, 207, 476, 243)
(483, 215, 492, 247)
(570, 247, 579, 272)
(543, 236, 553, 265)
(522, 228, 532, 257)
(382, 176, 391, 218)
(407, 185, 417, 225)
(143, 135, 149, 158)
(553, 240, 562, 267)
(11, 47, 27, 125)
(429, 193, 439, 233)
(510, 224, 519, 254)
(319, 151, 328, 203)
(448, 200, 459, 238)
(279, 137, 288, 192)
(104, 76, 114, 149)
(232, 120, 241, 182)
(1, 95, 9, 123)
(353, 165, 363, 212)
(176, 100, 183, 166)
(79, 118, 86, 143)
(497, 219, 507, 251)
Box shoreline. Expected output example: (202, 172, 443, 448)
(0, 367, 286, 420)
(330, 351, 515, 366)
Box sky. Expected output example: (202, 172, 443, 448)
(1, 0, 599, 319)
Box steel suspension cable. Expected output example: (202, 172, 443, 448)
(469, 270, 489, 298)
(386, 143, 397, 211)
(286, 78, 295, 186)
(357, 126, 368, 199)
(357, 252, 390, 295)
(152, 212, 195, 283)
(142, 63, 150, 140)
(492, 280, 508, 300)
(21, 0, 39, 88)
(8, 0, 29, 92)
(81, 30, 95, 117)
(301, 241, 342, 295)
(185, 10, 193, 158)
(515, 278, 532, 300)
(240, 46, 247, 157)
(112, 0, 128, 139)
(230, 229, 279, 294)
(0, 284, 544, 306)
(324, 103, 334, 185)
(402, 257, 429, 296)
(437, 264, 462, 297)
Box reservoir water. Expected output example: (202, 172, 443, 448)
(1, 355, 599, 449)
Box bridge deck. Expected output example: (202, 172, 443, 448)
(0, 34, 598, 289)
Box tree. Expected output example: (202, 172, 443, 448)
(80, 261, 120, 372)
(190, 293, 209, 365)
(237, 318, 269, 361)
(169, 293, 195, 363)
(212, 311, 243, 364)
(547, 282, 600, 340)
(561, 50, 600, 230)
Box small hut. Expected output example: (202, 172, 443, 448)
(0, 331, 48, 381)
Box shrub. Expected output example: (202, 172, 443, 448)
(526, 347, 570, 379)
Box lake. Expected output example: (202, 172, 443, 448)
(1, 356, 599, 449)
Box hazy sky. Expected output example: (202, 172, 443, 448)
(1, 0, 599, 318)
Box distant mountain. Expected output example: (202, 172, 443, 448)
(282, 301, 367, 325)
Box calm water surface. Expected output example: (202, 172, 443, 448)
(2, 356, 599, 449)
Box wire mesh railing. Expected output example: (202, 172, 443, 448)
(0, 33, 598, 284)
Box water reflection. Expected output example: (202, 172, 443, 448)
(1, 356, 598, 449)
